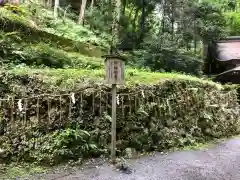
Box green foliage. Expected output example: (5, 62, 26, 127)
(121, 81, 239, 151)
(0, 73, 238, 165)
(225, 12, 240, 35)
(0, 0, 231, 74)
(134, 41, 203, 75)
(42, 18, 110, 49)
(0, 32, 103, 69)
(0, 4, 109, 58)
(119, 0, 227, 75)
(0, 4, 34, 28)
(23, 43, 70, 68)
(0, 163, 46, 179)
(84, 1, 113, 32)
(28, 128, 100, 165)
(194, 1, 227, 41)
(0, 121, 102, 165)
(0, 31, 26, 66)
(30, 3, 110, 48)
(4, 3, 27, 15)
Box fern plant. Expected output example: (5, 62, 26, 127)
(29, 128, 99, 165)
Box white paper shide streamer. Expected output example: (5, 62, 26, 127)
(71, 93, 76, 104)
(116, 94, 120, 105)
(18, 99, 23, 112)
(141, 90, 145, 98)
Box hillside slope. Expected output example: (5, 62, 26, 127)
(0, 3, 217, 87)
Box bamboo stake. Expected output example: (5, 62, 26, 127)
(37, 98, 40, 123)
(69, 95, 72, 121)
(92, 92, 95, 114)
(48, 98, 51, 126)
(59, 96, 62, 122)
(24, 99, 28, 125)
(11, 97, 14, 122)
(99, 91, 102, 115)
(128, 95, 131, 115)
(121, 95, 124, 116)
(80, 93, 83, 118)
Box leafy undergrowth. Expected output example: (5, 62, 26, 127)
(0, 163, 46, 180)
(41, 14, 111, 49)
(0, 3, 110, 48)
(0, 4, 109, 59)
(0, 30, 104, 68)
(0, 136, 237, 179)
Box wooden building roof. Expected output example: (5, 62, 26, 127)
(212, 36, 240, 84)
(214, 66, 240, 84)
(216, 36, 240, 61)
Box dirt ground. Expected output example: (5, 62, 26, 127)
(26, 137, 240, 180)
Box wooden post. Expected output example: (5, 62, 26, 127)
(102, 54, 126, 163)
(111, 83, 117, 162)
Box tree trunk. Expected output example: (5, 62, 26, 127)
(171, 13, 174, 41)
(138, 0, 146, 47)
(90, 0, 94, 13)
(47, 0, 52, 8)
(140, 4, 146, 34)
(115, 0, 121, 25)
(78, 0, 87, 25)
(194, 20, 197, 54)
(161, 0, 166, 34)
(54, 0, 59, 18)
(122, 0, 127, 16)
(111, 0, 121, 53)
(133, 8, 140, 31)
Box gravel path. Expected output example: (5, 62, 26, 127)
(30, 137, 240, 180)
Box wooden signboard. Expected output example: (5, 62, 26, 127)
(105, 56, 125, 85)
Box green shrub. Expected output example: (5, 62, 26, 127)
(0, 126, 102, 165)
(28, 128, 101, 165)
(0, 31, 23, 64)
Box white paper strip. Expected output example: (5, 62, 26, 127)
(141, 90, 145, 98)
(116, 95, 120, 105)
(18, 99, 23, 112)
(71, 93, 76, 104)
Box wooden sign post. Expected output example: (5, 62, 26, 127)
(103, 54, 125, 163)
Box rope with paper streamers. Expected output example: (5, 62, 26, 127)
(0, 85, 213, 139)
(0, 88, 155, 132)
(0, 88, 149, 122)
(0, 89, 148, 101)
(0, 87, 170, 126)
